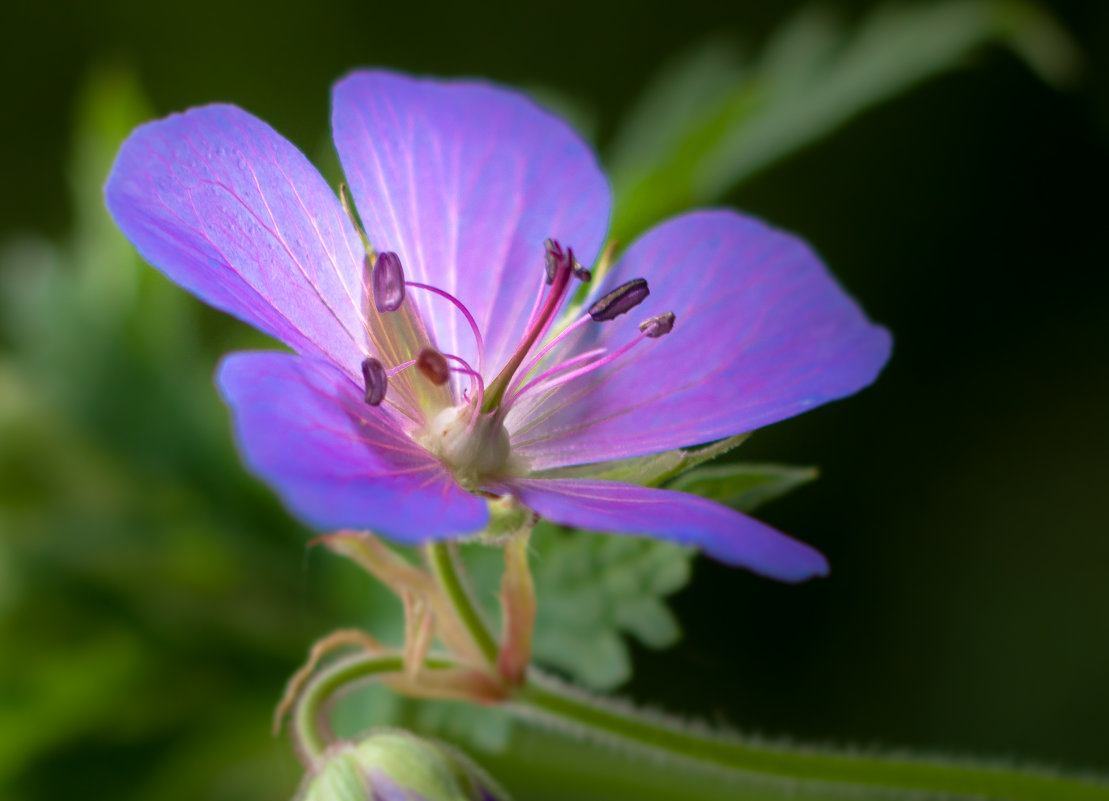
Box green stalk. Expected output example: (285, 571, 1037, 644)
(424, 542, 499, 664)
(292, 652, 1109, 800)
(512, 673, 1109, 801)
(293, 653, 404, 763)
(293, 653, 460, 764)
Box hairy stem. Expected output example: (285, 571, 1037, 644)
(511, 672, 1109, 801)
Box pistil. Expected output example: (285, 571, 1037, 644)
(481, 240, 579, 413)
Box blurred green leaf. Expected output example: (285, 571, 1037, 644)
(527, 524, 692, 690)
(608, 0, 1079, 241)
(521, 436, 814, 690)
(0, 67, 336, 801)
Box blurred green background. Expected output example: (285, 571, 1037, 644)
(2, 1, 1107, 799)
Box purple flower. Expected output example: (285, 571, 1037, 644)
(105, 70, 890, 582)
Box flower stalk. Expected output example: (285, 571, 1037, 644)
(292, 648, 1109, 801)
(424, 541, 499, 666)
(283, 533, 1109, 801)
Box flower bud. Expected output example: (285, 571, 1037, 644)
(297, 730, 509, 801)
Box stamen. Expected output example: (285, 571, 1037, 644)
(520, 268, 548, 337)
(510, 312, 675, 407)
(372, 251, 406, 313)
(639, 311, 676, 338)
(506, 346, 606, 405)
(513, 335, 646, 402)
(386, 359, 417, 377)
(405, 282, 486, 377)
(443, 354, 485, 403)
(589, 278, 650, 322)
(361, 357, 387, 406)
(482, 238, 582, 412)
(544, 238, 563, 284)
(503, 313, 592, 403)
(416, 348, 450, 386)
(569, 247, 591, 282)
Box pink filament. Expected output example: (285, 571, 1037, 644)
(519, 268, 550, 342)
(507, 346, 606, 406)
(510, 334, 647, 407)
(503, 313, 592, 403)
(444, 353, 485, 404)
(386, 359, 417, 377)
(406, 281, 486, 377)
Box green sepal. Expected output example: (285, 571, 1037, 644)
(668, 463, 818, 512)
(532, 432, 750, 487)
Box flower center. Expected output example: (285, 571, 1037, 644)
(415, 404, 513, 491)
(353, 234, 674, 491)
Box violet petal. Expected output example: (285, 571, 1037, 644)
(332, 70, 611, 375)
(105, 104, 368, 375)
(493, 478, 828, 581)
(218, 352, 488, 542)
(507, 210, 892, 470)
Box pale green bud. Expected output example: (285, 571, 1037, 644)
(297, 730, 508, 801)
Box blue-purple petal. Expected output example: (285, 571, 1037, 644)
(494, 478, 829, 582)
(218, 352, 488, 542)
(106, 104, 369, 375)
(507, 210, 892, 470)
(332, 70, 611, 376)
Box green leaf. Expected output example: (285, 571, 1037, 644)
(519, 441, 818, 691)
(667, 463, 818, 513)
(608, 0, 1080, 241)
(526, 524, 693, 690)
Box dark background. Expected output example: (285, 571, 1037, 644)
(2, 0, 1107, 796)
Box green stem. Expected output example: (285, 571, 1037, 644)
(424, 541, 499, 664)
(293, 653, 404, 763)
(512, 672, 1109, 801)
(293, 652, 460, 764)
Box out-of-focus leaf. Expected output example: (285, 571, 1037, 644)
(508, 437, 815, 691)
(460, 525, 691, 691)
(0, 68, 339, 801)
(608, 0, 1080, 241)
(668, 463, 818, 512)
(0, 630, 144, 784)
(526, 524, 692, 690)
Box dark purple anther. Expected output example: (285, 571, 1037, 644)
(372, 251, 406, 312)
(416, 348, 450, 386)
(568, 247, 591, 283)
(588, 278, 650, 322)
(639, 311, 676, 338)
(361, 357, 388, 406)
(544, 238, 563, 284)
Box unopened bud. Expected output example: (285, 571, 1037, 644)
(296, 730, 509, 801)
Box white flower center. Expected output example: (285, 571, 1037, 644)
(417, 404, 514, 491)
